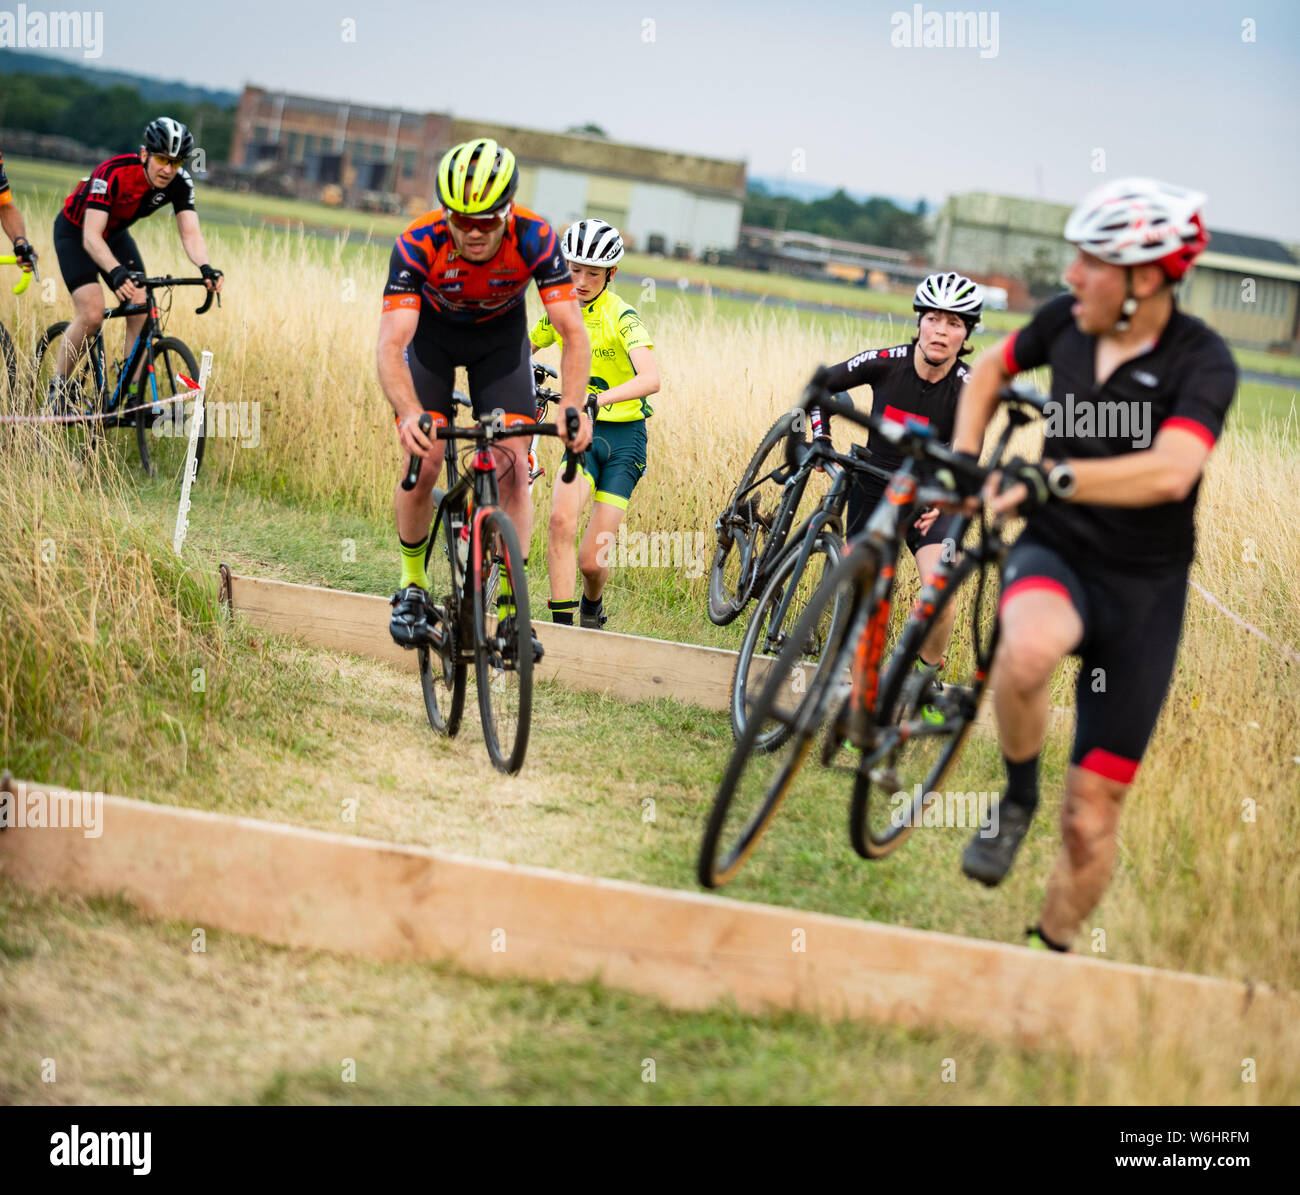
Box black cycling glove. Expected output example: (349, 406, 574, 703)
(107, 264, 141, 291)
(200, 264, 223, 284)
(999, 456, 1051, 512)
(934, 450, 983, 498)
(13, 238, 37, 267)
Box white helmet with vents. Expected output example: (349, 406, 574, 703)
(562, 218, 625, 267)
(913, 272, 984, 325)
(1064, 178, 1209, 280)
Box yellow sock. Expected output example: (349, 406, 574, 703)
(400, 536, 429, 589)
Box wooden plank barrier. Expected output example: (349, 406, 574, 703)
(220, 570, 1064, 729)
(0, 780, 1286, 1056)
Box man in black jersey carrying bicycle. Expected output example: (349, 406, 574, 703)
(812, 271, 984, 716)
(951, 179, 1236, 952)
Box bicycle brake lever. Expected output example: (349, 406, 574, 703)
(402, 413, 434, 491)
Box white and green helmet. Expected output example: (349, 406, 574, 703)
(913, 271, 984, 328)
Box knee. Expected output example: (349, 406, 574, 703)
(995, 628, 1062, 692)
(549, 503, 576, 541)
(1060, 779, 1122, 864)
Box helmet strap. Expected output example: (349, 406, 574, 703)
(1114, 270, 1139, 332)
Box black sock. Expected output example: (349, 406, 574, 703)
(1029, 924, 1070, 952)
(1003, 753, 1040, 815)
(549, 599, 578, 626)
(580, 594, 602, 617)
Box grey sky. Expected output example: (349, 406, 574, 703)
(33, 0, 1300, 239)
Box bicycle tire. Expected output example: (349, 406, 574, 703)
(0, 320, 16, 410)
(708, 409, 805, 625)
(848, 553, 997, 860)
(730, 530, 843, 752)
(33, 322, 103, 465)
(136, 336, 205, 487)
(698, 542, 882, 889)
(418, 488, 467, 737)
(474, 509, 533, 774)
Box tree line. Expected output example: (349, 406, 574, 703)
(0, 71, 234, 162)
(743, 183, 929, 253)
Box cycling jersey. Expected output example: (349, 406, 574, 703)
(1005, 292, 1237, 573)
(382, 205, 574, 326)
(61, 154, 195, 236)
(0, 149, 11, 205)
(530, 286, 655, 421)
(814, 343, 969, 476)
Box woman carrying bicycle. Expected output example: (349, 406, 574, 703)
(532, 218, 660, 630)
(810, 271, 984, 716)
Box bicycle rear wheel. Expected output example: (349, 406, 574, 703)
(474, 509, 533, 774)
(136, 337, 205, 488)
(32, 322, 103, 468)
(418, 490, 467, 736)
(708, 410, 805, 625)
(848, 555, 998, 860)
(698, 544, 881, 889)
(730, 531, 843, 752)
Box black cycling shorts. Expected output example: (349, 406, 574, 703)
(53, 211, 145, 293)
(999, 534, 1188, 784)
(846, 467, 959, 558)
(406, 307, 535, 425)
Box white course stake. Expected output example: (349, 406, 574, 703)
(172, 349, 212, 558)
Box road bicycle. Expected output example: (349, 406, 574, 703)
(0, 254, 35, 408)
(729, 435, 891, 752)
(401, 388, 580, 774)
(32, 275, 215, 486)
(706, 395, 852, 626)
(698, 373, 1046, 888)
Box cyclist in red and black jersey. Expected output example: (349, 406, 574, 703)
(951, 178, 1236, 952)
(811, 272, 984, 698)
(0, 148, 39, 274)
(49, 118, 223, 408)
(378, 138, 591, 647)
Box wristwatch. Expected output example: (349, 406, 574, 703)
(1047, 461, 1077, 500)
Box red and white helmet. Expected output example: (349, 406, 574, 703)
(1064, 178, 1209, 281)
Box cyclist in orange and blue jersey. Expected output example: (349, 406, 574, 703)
(378, 137, 592, 647)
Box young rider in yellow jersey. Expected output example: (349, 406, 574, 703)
(531, 218, 660, 629)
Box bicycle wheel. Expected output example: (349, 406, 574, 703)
(698, 544, 881, 889)
(730, 530, 843, 752)
(474, 509, 533, 774)
(418, 489, 467, 737)
(848, 552, 997, 860)
(0, 320, 16, 411)
(708, 410, 805, 625)
(33, 322, 103, 467)
(136, 337, 205, 488)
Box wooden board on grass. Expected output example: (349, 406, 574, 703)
(0, 779, 1285, 1057)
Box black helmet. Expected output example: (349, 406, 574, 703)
(143, 117, 195, 159)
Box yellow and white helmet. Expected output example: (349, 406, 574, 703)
(436, 139, 518, 214)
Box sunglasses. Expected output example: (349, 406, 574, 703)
(151, 153, 184, 168)
(447, 207, 509, 232)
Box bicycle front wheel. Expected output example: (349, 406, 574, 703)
(136, 337, 205, 488)
(699, 543, 880, 889)
(419, 489, 467, 737)
(730, 531, 843, 752)
(473, 509, 533, 774)
(0, 320, 17, 411)
(708, 410, 805, 625)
